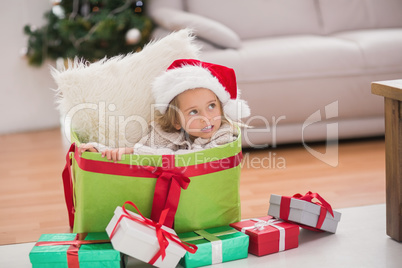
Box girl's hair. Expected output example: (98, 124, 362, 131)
(154, 97, 182, 133)
(154, 93, 230, 133)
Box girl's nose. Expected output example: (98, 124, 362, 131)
(199, 111, 207, 121)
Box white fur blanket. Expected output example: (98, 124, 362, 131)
(52, 29, 200, 147)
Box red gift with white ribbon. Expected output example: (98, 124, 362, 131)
(230, 216, 299, 256)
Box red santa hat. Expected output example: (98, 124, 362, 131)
(152, 59, 250, 120)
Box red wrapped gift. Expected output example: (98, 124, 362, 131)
(230, 216, 299, 256)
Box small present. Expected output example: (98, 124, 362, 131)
(105, 201, 197, 268)
(268, 192, 341, 233)
(230, 216, 299, 256)
(29, 232, 125, 268)
(178, 226, 249, 268)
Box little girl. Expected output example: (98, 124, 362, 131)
(78, 59, 250, 161)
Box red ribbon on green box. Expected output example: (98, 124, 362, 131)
(144, 155, 191, 228)
(35, 233, 110, 268)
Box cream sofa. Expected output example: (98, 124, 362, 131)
(147, 0, 402, 148)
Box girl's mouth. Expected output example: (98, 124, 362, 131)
(201, 125, 214, 132)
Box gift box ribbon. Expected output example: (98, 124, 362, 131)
(109, 201, 197, 265)
(144, 155, 191, 228)
(62, 143, 76, 228)
(62, 143, 242, 229)
(240, 218, 286, 251)
(180, 228, 238, 264)
(280, 191, 334, 230)
(35, 233, 110, 268)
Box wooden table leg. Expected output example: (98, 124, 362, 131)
(384, 97, 402, 241)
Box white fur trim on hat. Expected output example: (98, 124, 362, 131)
(224, 98, 251, 120)
(152, 60, 251, 121)
(152, 65, 230, 112)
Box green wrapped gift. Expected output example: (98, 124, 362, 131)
(63, 130, 242, 234)
(178, 226, 249, 268)
(29, 232, 125, 268)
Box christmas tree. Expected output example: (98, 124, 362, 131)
(23, 0, 153, 66)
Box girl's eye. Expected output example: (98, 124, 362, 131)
(208, 103, 216, 109)
(189, 110, 198, 116)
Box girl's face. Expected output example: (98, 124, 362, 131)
(174, 88, 222, 139)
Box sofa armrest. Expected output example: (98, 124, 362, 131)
(150, 8, 241, 49)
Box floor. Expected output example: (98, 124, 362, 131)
(1, 204, 401, 267)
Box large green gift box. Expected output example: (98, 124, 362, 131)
(63, 130, 242, 234)
(29, 232, 125, 267)
(178, 226, 249, 268)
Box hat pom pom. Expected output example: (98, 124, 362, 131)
(224, 99, 251, 120)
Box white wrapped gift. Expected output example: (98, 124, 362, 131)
(106, 203, 195, 268)
(268, 193, 341, 233)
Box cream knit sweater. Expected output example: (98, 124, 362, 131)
(91, 121, 239, 155)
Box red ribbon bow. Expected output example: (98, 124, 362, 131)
(109, 201, 197, 265)
(280, 191, 334, 230)
(35, 233, 110, 268)
(144, 160, 191, 228)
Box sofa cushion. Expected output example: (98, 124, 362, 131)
(318, 0, 372, 34)
(185, 0, 322, 39)
(319, 0, 402, 34)
(334, 29, 402, 72)
(366, 0, 402, 28)
(201, 35, 366, 83)
(150, 8, 242, 49)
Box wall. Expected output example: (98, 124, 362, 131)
(0, 1, 60, 134)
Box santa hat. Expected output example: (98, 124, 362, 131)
(152, 59, 250, 120)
